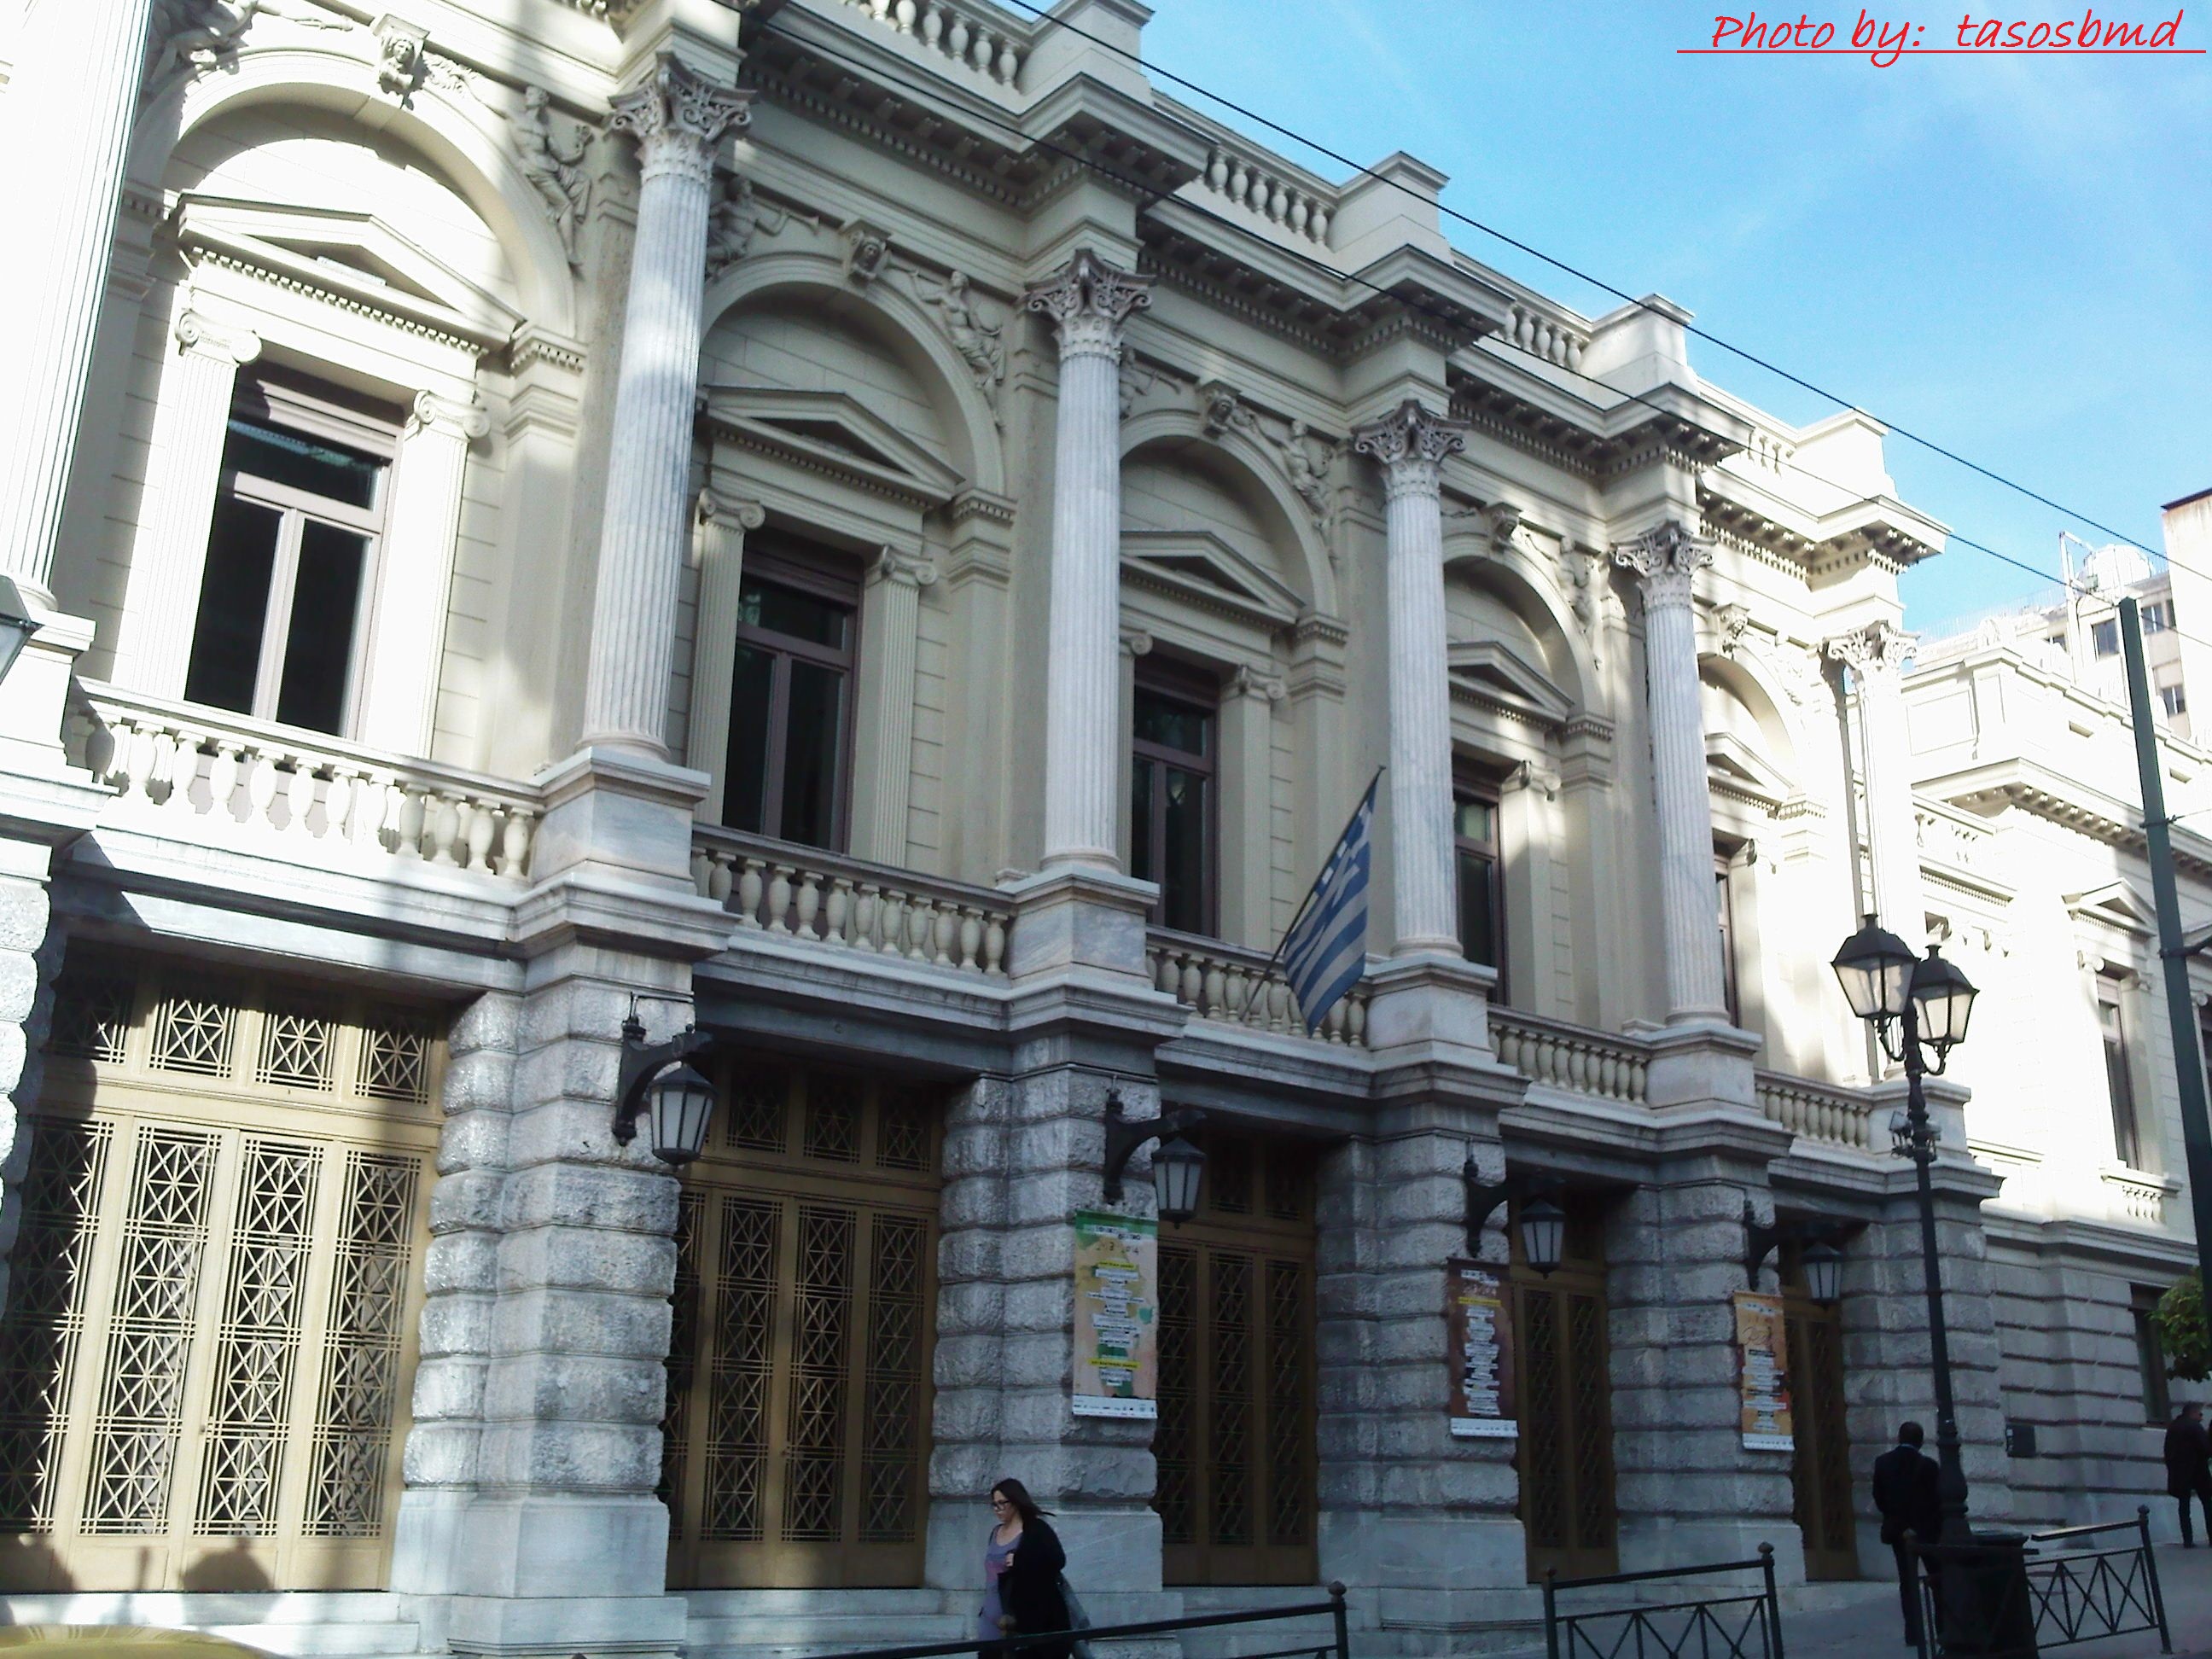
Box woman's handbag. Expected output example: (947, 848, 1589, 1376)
(1057, 1574, 1095, 1659)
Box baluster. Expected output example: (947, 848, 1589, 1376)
(428, 794, 464, 866)
(690, 847, 713, 897)
(1565, 337, 1583, 371)
(983, 911, 1007, 975)
(1207, 148, 1229, 190)
(119, 719, 156, 797)
(283, 759, 317, 830)
(969, 28, 992, 71)
(1308, 206, 1329, 243)
(895, 0, 917, 32)
(958, 906, 981, 971)
(1222, 964, 1249, 1023)
(878, 891, 906, 955)
(465, 800, 497, 871)
(500, 808, 534, 878)
(736, 858, 766, 927)
(920, 3, 943, 49)
(1150, 948, 1171, 996)
(1226, 159, 1249, 204)
(931, 904, 956, 967)
(203, 741, 242, 823)
(1566, 1045, 1589, 1091)
(1287, 195, 1308, 236)
(765, 864, 795, 934)
(393, 786, 426, 858)
(947, 14, 970, 61)
(1178, 954, 1202, 1010)
(243, 746, 279, 828)
(81, 712, 119, 783)
(1201, 959, 1225, 1018)
(1265, 179, 1288, 221)
(870, 0, 891, 20)
(701, 849, 733, 907)
(853, 882, 881, 950)
(324, 767, 358, 842)
(905, 894, 934, 961)
(994, 38, 1018, 83)
(825, 876, 854, 945)
(793, 870, 822, 940)
(143, 728, 180, 810)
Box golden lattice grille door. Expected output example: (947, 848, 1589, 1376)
(1156, 1132, 1316, 1587)
(1510, 1196, 1617, 1582)
(661, 1060, 939, 1589)
(0, 958, 439, 1592)
(1783, 1262, 1858, 1582)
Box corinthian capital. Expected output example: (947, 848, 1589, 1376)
(1023, 249, 1152, 362)
(1350, 399, 1467, 501)
(609, 57, 752, 186)
(173, 309, 261, 367)
(1609, 521, 1714, 609)
(1824, 619, 1917, 678)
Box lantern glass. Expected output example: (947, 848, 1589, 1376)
(1831, 918, 1917, 1025)
(1152, 1135, 1205, 1222)
(1519, 1196, 1566, 1277)
(645, 1062, 718, 1165)
(1802, 1238, 1844, 1306)
(1908, 946, 1978, 1054)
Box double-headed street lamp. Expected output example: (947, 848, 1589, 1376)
(1830, 916, 1979, 1549)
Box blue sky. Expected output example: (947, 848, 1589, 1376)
(1138, 0, 2209, 632)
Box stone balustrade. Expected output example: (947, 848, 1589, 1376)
(2101, 1167, 2174, 1229)
(1490, 1008, 1649, 1103)
(840, 0, 1027, 86)
(1755, 1071, 1876, 1150)
(692, 827, 1013, 976)
(1146, 928, 1369, 1046)
(1505, 302, 1586, 370)
(1197, 145, 1334, 246)
(68, 684, 538, 877)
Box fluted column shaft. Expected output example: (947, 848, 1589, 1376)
(358, 392, 491, 755)
(1024, 251, 1152, 869)
(1353, 399, 1468, 954)
(1830, 620, 1924, 948)
(116, 309, 262, 696)
(1615, 523, 1728, 1022)
(580, 60, 751, 756)
(0, 0, 156, 597)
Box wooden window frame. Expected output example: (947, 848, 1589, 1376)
(725, 540, 862, 852)
(2132, 1287, 2172, 1424)
(1508, 1190, 1617, 1582)
(1454, 767, 1507, 999)
(1715, 847, 1743, 1028)
(1131, 658, 1220, 938)
(2099, 973, 2142, 1168)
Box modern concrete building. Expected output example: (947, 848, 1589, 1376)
(0, 2, 2200, 1655)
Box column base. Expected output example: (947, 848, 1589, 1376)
(531, 744, 710, 891)
(1002, 864, 1159, 983)
(1633, 1018, 1761, 1113)
(1362, 952, 1514, 1070)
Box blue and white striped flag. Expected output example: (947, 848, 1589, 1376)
(1279, 774, 1378, 1032)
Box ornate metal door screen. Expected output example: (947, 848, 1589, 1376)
(0, 960, 435, 1592)
(1156, 1133, 1316, 1587)
(1783, 1260, 1858, 1581)
(661, 1060, 938, 1588)
(1511, 1196, 1618, 1582)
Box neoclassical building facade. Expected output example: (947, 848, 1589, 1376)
(0, 0, 2201, 1653)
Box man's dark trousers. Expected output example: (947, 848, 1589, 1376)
(2184, 1476, 2212, 1545)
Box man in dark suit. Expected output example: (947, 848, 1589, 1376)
(1872, 1421, 1943, 1646)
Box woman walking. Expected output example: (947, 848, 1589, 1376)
(980, 1478, 1071, 1659)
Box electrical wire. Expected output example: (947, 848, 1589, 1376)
(989, 0, 2175, 566)
(747, 10, 2212, 668)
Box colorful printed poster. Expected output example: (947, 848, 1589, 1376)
(1071, 1210, 1159, 1419)
(1734, 1289, 1794, 1452)
(1446, 1259, 1518, 1439)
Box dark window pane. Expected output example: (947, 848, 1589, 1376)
(779, 659, 846, 848)
(1135, 686, 1210, 758)
(2104, 997, 2139, 1165)
(184, 495, 282, 715)
(741, 576, 850, 650)
(2092, 620, 2120, 656)
(1458, 847, 1499, 969)
(722, 646, 773, 834)
(273, 520, 367, 733)
(224, 417, 381, 509)
(1454, 797, 1496, 846)
(1159, 765, 1208, 934)
(1130, 760, 1155, 886)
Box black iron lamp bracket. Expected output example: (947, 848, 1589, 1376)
(613, 1003, 713, 1146)
(1461, 1158, 1561, 1258)
(1744, 1209, 1849, 1281)
(1101, 1090, 1206, 1203)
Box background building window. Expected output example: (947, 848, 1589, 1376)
(2159, 679, 2186, 719)
(1132, 661, 1218, 936)
(722, 544, 858, 850)
(2133, 1287, 2171, 1423)
(1454, 776, 1505, 997)
(2091, 619, 2121, 656)
(2100, 974, 2142, 1167)
(2143, 600, 2172, 634)
(183, 377, 393, 736)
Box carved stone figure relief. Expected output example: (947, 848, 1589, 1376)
(492, 85, 591, 267)
(909, 269, 1004, 391)
(705, 176, 800, 277)
(147, 0, 350, 97)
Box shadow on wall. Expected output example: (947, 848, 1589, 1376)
(180, 1537, 274, 1593)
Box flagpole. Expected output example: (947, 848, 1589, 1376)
(1251, 765, 1384, 1015)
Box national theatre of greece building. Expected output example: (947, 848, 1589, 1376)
(0, 1, 2203, 1655)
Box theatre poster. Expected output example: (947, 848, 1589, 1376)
(1071, 1209, 1159, 1419)
(1446, 1259, 1517, 1439)
(1734, 1289, 1795, 1452)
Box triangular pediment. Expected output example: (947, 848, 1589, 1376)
(2068, 879, 2157, 936)
(1706, 729, 1791, 808)
(698, 385, 963, 509)
(170, 195, 523, 350)
(1121, 530, 1301, 632)
(1446, 638, 1572, 726)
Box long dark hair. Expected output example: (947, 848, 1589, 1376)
(991, 1477, 1051, 1525)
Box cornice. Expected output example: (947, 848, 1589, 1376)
(184, 247, 486, 359)
(1936, 767, 2212, 882)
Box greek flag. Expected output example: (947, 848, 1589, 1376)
(1279, 774, 1378, 1031)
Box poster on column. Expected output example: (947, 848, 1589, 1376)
(1734, 1289, 1794, 1452)
(1070, 1209, 1158, 1418)
(1446, 1259, 1517, 1439)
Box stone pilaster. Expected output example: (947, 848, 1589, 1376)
(359, 391, 492, 756)
(1826, 620, 1925, 950)
(684, 487, 764, 819)
(852, 546, 939, 864)
(1612, 523, 1728, 1024)
(580, 58, 751, 757)
(1023, 250, 1151, 870)
(1352, 399, 1469, 958)
(1604, 1116, 1802, 1577)
(0, 0, 156, 597)
(114, 306, 262, 696)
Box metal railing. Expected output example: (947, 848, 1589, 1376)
(1543, 1545, 1785, 1659)
(1912, 1508, 2170, 1658)
(791, 1584, 1349, 1659)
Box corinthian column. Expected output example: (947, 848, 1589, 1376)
(1023, 250, 1152, 869)
(0, 0, 157, 598)
(1828, 620, 1924, 949)
(580, 59, 751, 757)
(1352, 398, 1468, 955)
(1613, 521, 1728, 1022)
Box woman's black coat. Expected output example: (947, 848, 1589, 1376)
(998, 1516, 1072, 1659)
